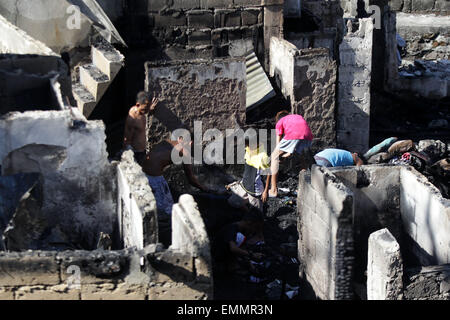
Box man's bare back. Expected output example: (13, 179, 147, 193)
(142, 139, 207, 192)
(142, 140, 178, 176)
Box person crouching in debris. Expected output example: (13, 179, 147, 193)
(212, 209, 265, 276)
(314, 148, 364, 167)
(265, 110, 314, 199)
(123, 91, 158, 166)
(226, 130, 270, 214)
(142, 136, 209, 246)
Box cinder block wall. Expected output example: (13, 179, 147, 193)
(337, 18, 373, 154)
(297, 166, 355, 300)
(298, 164, 450, 300)
(389, 0, 450, 15)
(123, 0, 283, 67)
(331, 165, 403, 283)
(367, 228, 404, 300)
(400, 167, 450, 266)
(0, 245, 212, 300)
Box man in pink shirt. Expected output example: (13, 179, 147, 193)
(262, 110, 314, 200)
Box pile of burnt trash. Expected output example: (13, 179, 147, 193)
(363, 138, 450, 198)
(165, 163, 303, 300)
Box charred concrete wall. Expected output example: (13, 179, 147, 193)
(0, 244, 212, 300)
(117, 151, 158, 249)
(0, 14, 56, 56)
(0, 54, 71, 115)
(124, 0, 283, 66)
(337, 18, 373, 154)
(0, 110, 117, 250)
(145, 58, 246, 149)
(0, 183, 213, 300)
(297, 166, 355, 300)
(286, 30, 337, 59)
(331, 165, 402, 286)
(403, 264, 450, 300)
(302, 0, 344, 30)
(270, 37, 337, 150)
(389, 0, 450, 15)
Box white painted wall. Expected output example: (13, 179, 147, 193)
(400, 168, 450, 265)
(269, 37, 296, 102)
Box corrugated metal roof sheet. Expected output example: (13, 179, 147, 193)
(246, 51, 276, 111)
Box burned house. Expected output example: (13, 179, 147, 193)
(0, 0, 449, 300)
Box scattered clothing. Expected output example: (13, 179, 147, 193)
(147, 175, 174, 216)
(388, 140, 415, 156)
(314, 149, 354, 167)
(275, 114, 314, 141)
(236, 232, 246, 247)
(364, 137, 397, 159)
(367, 152, 392, 164)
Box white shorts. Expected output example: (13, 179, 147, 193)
(279, 139, 312, 155)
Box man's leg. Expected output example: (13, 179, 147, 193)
(269, 148, 284, 197)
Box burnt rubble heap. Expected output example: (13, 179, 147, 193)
(0, 0, 449, 301)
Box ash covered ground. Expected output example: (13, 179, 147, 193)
(166, 163, 309, 300)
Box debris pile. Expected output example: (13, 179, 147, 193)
(364, 137, 450, 198)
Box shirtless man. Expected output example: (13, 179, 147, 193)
(142, 138, 209, 217)
(123, 91, 158, 165)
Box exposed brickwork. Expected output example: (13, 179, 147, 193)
(123, 0, 278, 66)
(0, 246, 213, 300)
